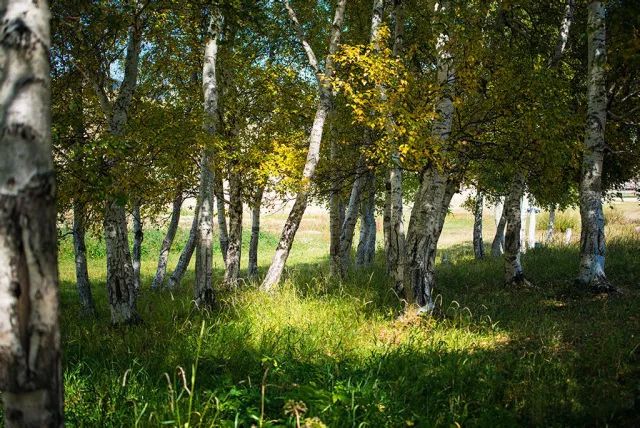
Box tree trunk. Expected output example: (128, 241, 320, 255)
(73, 200, 96, 315)
(545, 205, 556, 245)
(491, 208, 507, 257)
(338, 168, 365, 275)
(473, 190, 484, 259)
(329, 119, 346, 277)
(405, 170, 458, 311)
(519, 193, 529, 254)
(260, 0, 347, 291)
(223, 173, 243, 287)
(104, 201, 140, 324)
(132, 201, 143, 293)
(0, 3, 64, 423)
(528, 206, 537, 249)
(213, 173, 229, 264)
(151, 193, 183, 290)
(194, 10, 223, 307)
(356, 172, 376, 267)
(503, 174, 530, 287)
(167, 200, 200, 289)
(383, 0, 407, 293)
(577, 1, 611, 291)
(404, 1, 456, 312)
(248, 187, 264, 279)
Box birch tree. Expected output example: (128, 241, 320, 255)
(576, 0, 612, 292)
(260, 0, 348, 291)
(0, 0, 63, 424)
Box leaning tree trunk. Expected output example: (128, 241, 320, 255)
(356, 172, 377, 267)
(473, 189, 484, 259)
(577, 0, 611, 291)
(248, 187, 264, 279)
(491, 198, 506, 256)
(213, 173, 229, 264)
(503, 174, 530, 287)
(223, 173, 243, 287)
(0, 3, 64, 423)
(132, 201, 143, 293)
(151, 193, 183, 290)
(167, 200, 200, 289)
(260, 0, 347, 291)
(338, 168, 365, 275)
(73, 200, 96, 315)
(545, 205, 556, 245)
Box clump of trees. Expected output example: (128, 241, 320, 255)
(1, 0, 638, 421)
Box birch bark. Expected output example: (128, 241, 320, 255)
(491, 200, 506, 256)
(132, 201, 143, 293)
(213, 174, 229, 264)
(0, 1, 63, 423)
(503, 174, 530, 286)
(151, 193, 183, 290)
(223, 173, 243, 287)
(577, 1, 612, 291)
(260, 0, 347, 291)
(248, 187, 264, 279)
(355, 172, 377, 267)
(545, 205, 556, 245)
(473, 190, 484, 259)
(73, 200, 95, 315)
(167, 200, 200, 289)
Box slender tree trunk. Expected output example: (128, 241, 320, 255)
(382, 0, 407, 293)
(328, 115, 346, 277)
(356, 172, 377, 267)
(260, 0, 347, 291)
(213, 173, 229, 264)
(528, 206, 537, 249)
(473, 190, 484, 259)
(0, 3, 64, 423)
(223, 173, 243, 287)
(73, 200, 96, 315)
(194, 10, 223, 307)
(338, 168, 365, 275)
(167, 200, 200, 289)
(132, 201, 143, 293)
(248, 187, 264, 279)
(491, 207, 507, 256)
(503, 174, 530, 287)
(519, 193, 529, 254)
(545, 205, 556, 245)
(151, 193, 183, 290)
(577, 1, 612, 291)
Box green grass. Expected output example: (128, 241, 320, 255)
(47, 208, 640, 426)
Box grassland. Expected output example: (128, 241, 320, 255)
(52, 201, 640, 426)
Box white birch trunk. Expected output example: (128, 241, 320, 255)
(404, 1, 456, 311)
(491, 208, 506, 256)
(194, 10, 223, 306)
(545, 205, 556, 245)
(338, 168, 365, 275)
(528, 206, 537, 249)
(151, 193, 183, 290)
(213, 174, 229, 264)
(260, 0, 347, 291)
(223, 173, 243, 287)
(329, 140, 346, 277)
(577, 1, 612, 291)
(382, 0, 407, 293)
(167, 200, 200, 289)
(355, 172, 376, 267)
(0, 3, 63, 423)
(132, 201, 143, 293)
(519, 193, 529, 253)
(503, 174, 530, 286)
(248, 187, 264, 279)
(473, 190, 484, 259)
(73, 200, 95, 315)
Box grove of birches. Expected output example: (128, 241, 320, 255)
(1, 0, 640, 426)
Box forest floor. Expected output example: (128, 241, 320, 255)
(55, 201, 640, 427)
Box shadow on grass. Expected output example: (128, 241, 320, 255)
(58, 237, 640, 427)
